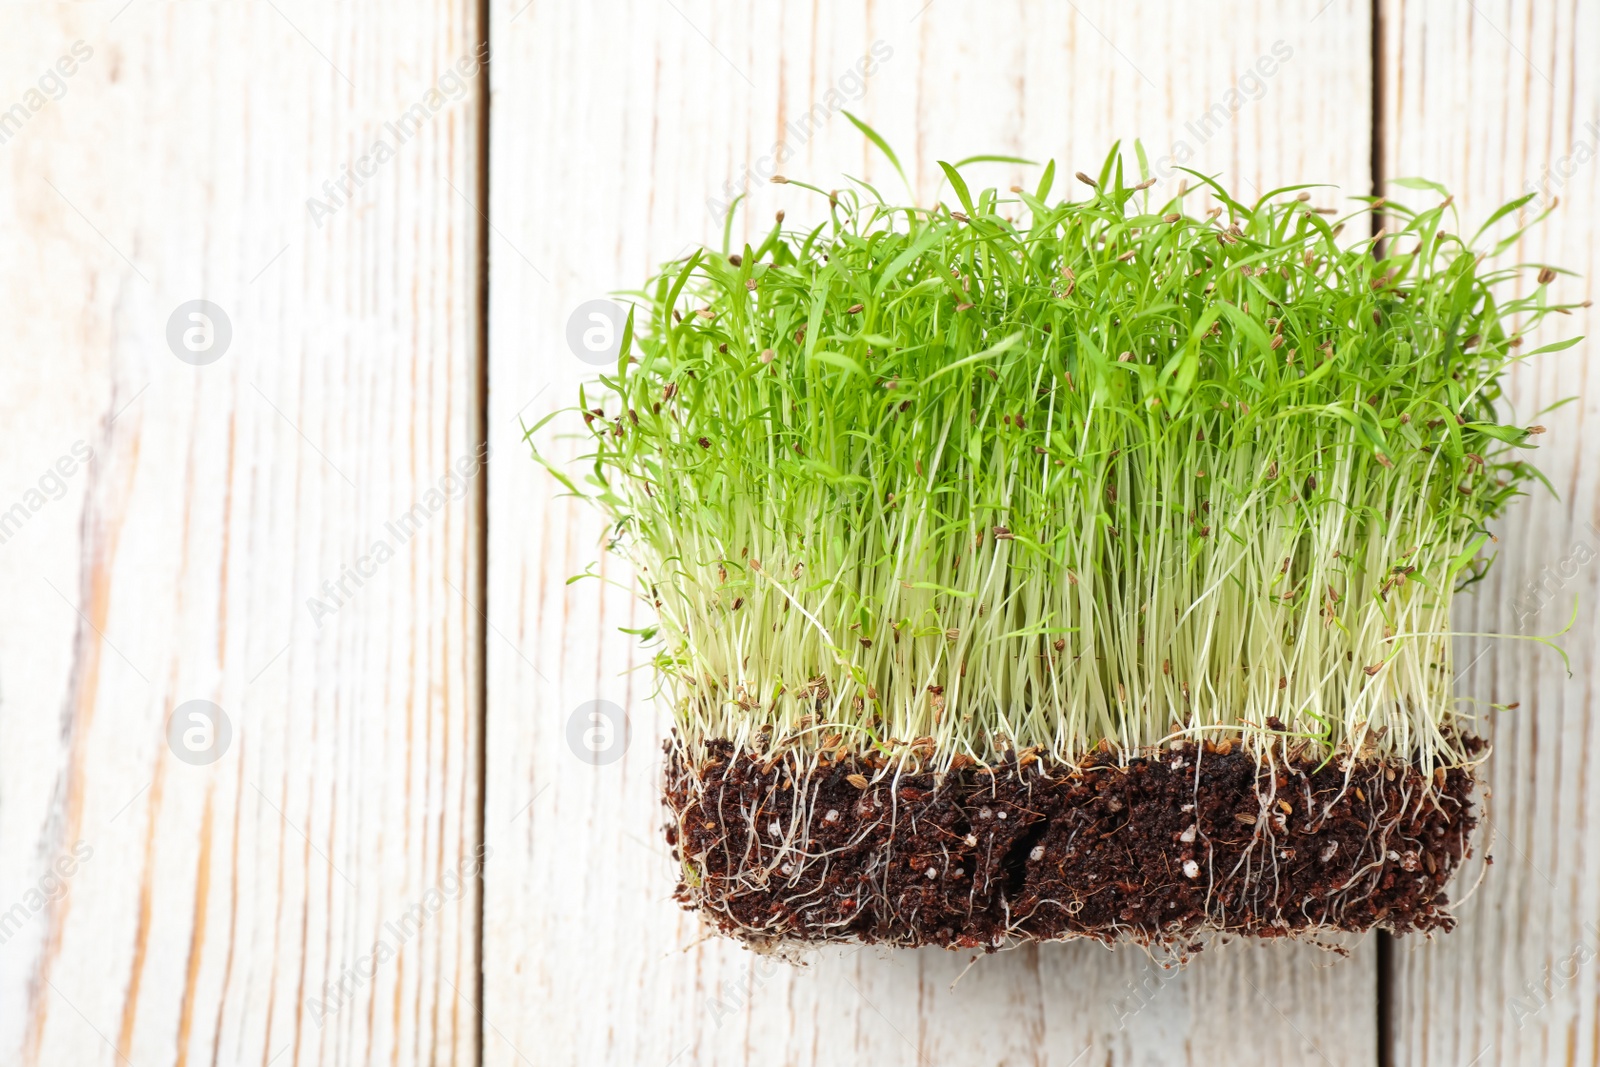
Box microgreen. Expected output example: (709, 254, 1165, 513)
(542, 146, 1578, 777)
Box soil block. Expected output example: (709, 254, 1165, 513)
(664, 738, 1481, 950)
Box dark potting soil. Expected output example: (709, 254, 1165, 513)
(664, 738, 1481, 950)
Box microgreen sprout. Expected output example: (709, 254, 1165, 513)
(540, 145, 1578, 781)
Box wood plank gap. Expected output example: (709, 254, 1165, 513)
(472, 1, 493, 1064)
(1377, 933, 1395, 1067)
(1371, 6, 1397, 1064)
(1371, 0, 1388, 247)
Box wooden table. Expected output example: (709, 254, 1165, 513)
(0, 2, 1593, 1063)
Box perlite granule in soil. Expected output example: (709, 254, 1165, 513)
(534, 140, 1579, 951)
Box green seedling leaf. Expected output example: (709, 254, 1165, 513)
(842, 110, 911, 195)
(937, 161, 976, 217)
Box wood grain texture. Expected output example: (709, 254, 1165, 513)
(0, 3, 484, 1065)
(483, 2, 1381, 1064)
(1379, 2, 1600, 1064)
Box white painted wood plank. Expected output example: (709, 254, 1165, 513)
(0, 3, 484, 1064)
(1379, 2, 1600, 1064)
(484, 2, 1380, 1064)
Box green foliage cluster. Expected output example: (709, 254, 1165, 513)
(541, 143, 1576, 771)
